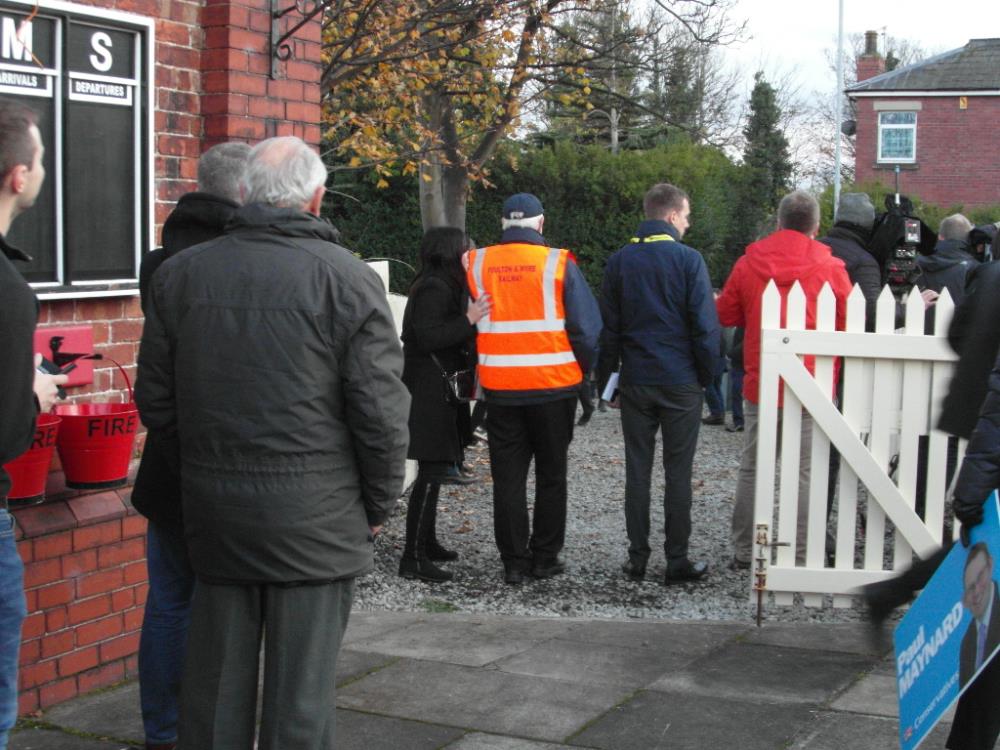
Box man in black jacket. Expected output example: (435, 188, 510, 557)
(136, 137, 410, 749)
(132, 141, 249, 750)
(0, 99, 65, 750)
(917, 214, 978, 306)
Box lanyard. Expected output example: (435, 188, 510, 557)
(629, 234, 676, 244)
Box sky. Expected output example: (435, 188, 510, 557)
(725, 0, 1000, 96)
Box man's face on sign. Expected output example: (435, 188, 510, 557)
(963, 548, 994, 620)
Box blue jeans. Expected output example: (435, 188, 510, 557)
(704, 375, 725, 417)
(0, 509, 26, 750)
(728, 366, 744, 427)
(139, 523, 194, 744)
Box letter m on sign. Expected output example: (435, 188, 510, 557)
(2, 17, 33, 62)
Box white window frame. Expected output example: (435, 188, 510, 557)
(877, 111, 917, 164)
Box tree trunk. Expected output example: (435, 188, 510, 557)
(418, 90, 470, 232)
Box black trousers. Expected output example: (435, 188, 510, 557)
(486, 397, 576, 571)
(619, 383, 703, 567)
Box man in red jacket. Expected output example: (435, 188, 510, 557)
(715, 191, 852, 569)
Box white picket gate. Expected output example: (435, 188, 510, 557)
(753, 281, 962, 608)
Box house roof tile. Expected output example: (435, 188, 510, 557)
(848, 38, 1000, 92)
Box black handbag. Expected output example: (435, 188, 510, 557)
(429, 353, 476, 405)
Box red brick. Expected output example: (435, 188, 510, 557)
(67, 594, 112, 625)
(19, 658, 56, 689)
(18, 688, 39, 715)
(46, 300, 76, 323)
(21, 613, 45, 640)
(123, 297, 144, 320)
(77, 660, 124, 693)
(74, 298, 124, 323)
(23, 588, 36, 613)
(76, 614, 124, 647)
(23, 559, 62, 589)
(73, 520, 122, 552)
(61, 548, 98, 579)
(110, 319, 144, 344)
(35, 580, 74, 610)
(248, 97, 285, 119)
(267, 79, 303, 100)
(31, 531, 71, 562)
(111, 587, 135, 612)
(122, 515, 147, 540)
(45, 607, 67, 632)
(39, 676, 77, 708)
(40, 630, 75, 659)
(134, 583, 149, 606)
(202, 3, 248, 27)
(19, 638, 39, 666)
(97, 538, 145, 570)
(77, 568, 124, 599)
(58, 646, 99, 677)
(14, 503, 77, 539)
(125, 608, 145, 632)
(285, 101, 319, 124)
(67, 493, 127, 527)
(123, 561, 147, 586)
(99, 632, 140, 662)
(125, 653, 138, 676)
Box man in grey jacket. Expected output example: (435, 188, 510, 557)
(135, 136, 410, 749)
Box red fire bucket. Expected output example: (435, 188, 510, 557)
(54, 360, 139, 490)
(2, 414, 61, 506)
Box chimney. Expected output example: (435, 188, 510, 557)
(857, 29, 886, 82)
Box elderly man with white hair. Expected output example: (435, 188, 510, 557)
(136, 136, 410, 749)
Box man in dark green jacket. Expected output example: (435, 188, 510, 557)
(135, 136, 410, 749)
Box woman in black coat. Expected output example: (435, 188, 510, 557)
(399, 227, 490, 582)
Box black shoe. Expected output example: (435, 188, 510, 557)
(504, 567, 529, 585)
(439, 467, 476, 486)
(621, 560, 646, 581)
(702, 414, 724, 426)
(664, 560, 709, 584)
(597, 400, 607, 413)
(728, 557, 751, 571)
(531, 558, 566, 579)
(399, 557, 453, 583)
(576, 412, 592, 427)
(426, 539, 458, 562)
(725, 423, 744, 432)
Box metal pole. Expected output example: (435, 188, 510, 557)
(832, 0, 844, 219)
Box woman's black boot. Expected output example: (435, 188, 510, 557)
(424, 482, 458, 562)
(398, 478, 453, 582)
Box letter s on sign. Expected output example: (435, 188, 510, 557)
(89, 31, 113, 72)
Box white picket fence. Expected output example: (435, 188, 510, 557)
(754, 281, 961, 608)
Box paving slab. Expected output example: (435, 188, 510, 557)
(336, 658, 627, 742)
(560, 619, 748, 656)
(40, 681, 142, 743)
(831, 671, 957, 723)
(493, 637, 695, 689)
(786, 711, 954, 750)
(444, 734, 570, 749)
(648, 642, 873, 705)
(10, 727, 137, 750)
(343, 609, 426, 646)
(336, 708, 465, 749)
(569, 689, 816, 750)
(345, 615, 576, 667)
(741, 622, 889, 657)
(336, 649, 398, 687)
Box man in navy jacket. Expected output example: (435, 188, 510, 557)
(598, 183, 721, 584)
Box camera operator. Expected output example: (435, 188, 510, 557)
(917, 213, 978, 306)
(820, 192, 936, 332)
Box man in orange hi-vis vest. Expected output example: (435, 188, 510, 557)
(466, 193, 601, 585)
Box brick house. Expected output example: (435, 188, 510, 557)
(0, 0, 323, 714)
(848, 32, 1000, 209)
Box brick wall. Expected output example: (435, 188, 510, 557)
(853, 95, 1000, 208)
(18, 0, 324, 715)
(15, 492, 147, 714)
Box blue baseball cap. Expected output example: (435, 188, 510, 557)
(502, 193, 544, 220)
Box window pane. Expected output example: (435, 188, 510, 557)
(881, 128, 914, 160)
(880, 111, 916, 125)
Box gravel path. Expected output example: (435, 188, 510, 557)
(356, 403, 869, 624)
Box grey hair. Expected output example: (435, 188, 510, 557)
(242, 136, 327, 208)
(501, 215, 544, 231)
(197, 142, 251, 203)
(939, 213, 973, 242)
(777, 190, 820, 235)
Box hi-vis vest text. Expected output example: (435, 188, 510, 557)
(466, 243, 582, 391)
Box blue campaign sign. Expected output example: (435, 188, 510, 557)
(895, 492, 1000, 750)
